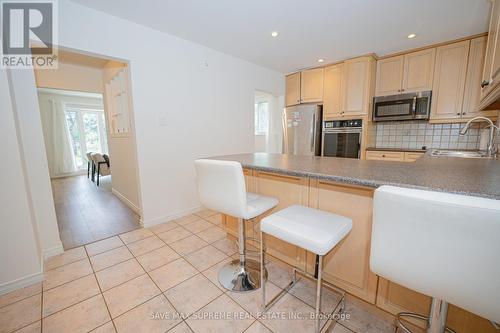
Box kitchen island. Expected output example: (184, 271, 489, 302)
(208, 152, 500, 333)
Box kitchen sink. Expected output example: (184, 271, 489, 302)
(430, 149, 492, 158)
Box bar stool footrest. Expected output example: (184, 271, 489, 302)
(396, 312, 457, 333)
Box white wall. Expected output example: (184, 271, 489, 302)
(0, 69, 44, 294)
(35, 61, 104, 93)
(49, 0, 284, 226)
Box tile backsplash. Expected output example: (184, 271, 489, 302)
(369, 120, 483, 150)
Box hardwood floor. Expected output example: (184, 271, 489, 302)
(51, 175, 140, 250)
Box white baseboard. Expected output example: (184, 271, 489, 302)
(0, 271, 44, 296)
(42, 243, 64, 260)
(112, 188, 141, 215)
(141, 205, 202, 228)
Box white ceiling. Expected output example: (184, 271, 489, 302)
(71, 0, 491, 73)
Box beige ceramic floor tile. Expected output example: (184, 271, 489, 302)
(165, 274, 222, 316)
(327, 323, 354, 333)
(135, 245, 180, 272)
(149, 258, 198, 291)
(337, 300, 395, 333)
(173, 215, 201, 226)
(193, 209, 217, 219)
(211, 237, 238, 256)
(204, 213, 222, 226)
(0, 283, 41, 309)
(113, 294, 180, 333)
(288, 278, 342, 315)
(182, 219, 213, 234)
(149, 221, 179, 234)
(196, 226, 226, 244)
(245, 321, 272, 333)
(170, 235, 209, 256)
(126, 235, 164, 257)
(90, 246, 133, 272)
(157, 227, 192, 244)
(85, 236, 124, 256)
(265, 260, 294, 289)
(184, 245, 227, 271)
(12, 320, 41, 333)
(42, 294, 110, 333)
(226, 281, 282, 317)
(103, 274, 160, 318)
(89, 321, 116, 333)
(44, 247, 87, 271)
(168, 321, 193, 333)
(43, 258, 93, 290)
(0, 294, 41, 333)
(186, 294, 253, 333)
(260, 293, 326, 333)
(119, 228, 154, 244)
(95, 259, 145, 291)
(42, 274, 100, 317)
(201, 257, 235, 291)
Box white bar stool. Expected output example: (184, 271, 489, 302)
(195, 159, 278, 292)
(260, 204, 353, 333)
(371, 186, 500, 333)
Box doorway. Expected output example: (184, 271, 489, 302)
(34, 49, 142, 249)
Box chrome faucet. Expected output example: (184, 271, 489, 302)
(459, 116, 499, 157)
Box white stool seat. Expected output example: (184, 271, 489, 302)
(245, 193, 279, 220)
(261, 205, 353, 255)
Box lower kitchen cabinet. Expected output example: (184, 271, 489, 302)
(377, 278, 499, 333)
(365, 150, 424, 162)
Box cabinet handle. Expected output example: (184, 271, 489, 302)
(481, 80, 491, 88)
(382, 154, 386, 157)
(456, 112, 460, 116)
(401, 89, 404, 92)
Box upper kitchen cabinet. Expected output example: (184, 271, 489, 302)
(479, 0, 500, 111)
(285, 68, 324, 107)
(375, 49, 435, 96)
(342, 56, 376, 117)
(430, 40, 470, 121)
(285, 72, 301, 106)
(300, 68, 324, 103)
(323, 63, 344, 118)
(463, 37, 498, 118)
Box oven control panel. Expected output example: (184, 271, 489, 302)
(324, 119, 362, 129)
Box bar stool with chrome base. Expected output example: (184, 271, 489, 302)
(371, 186, 500, 333)
(194, 159, 278, 292)
(260, 205, 353, 333)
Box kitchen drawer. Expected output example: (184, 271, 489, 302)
(365, 151, 405, 161)
(404, 152, 424, 162)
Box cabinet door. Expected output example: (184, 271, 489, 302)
(463, 37, 499, 118)
(285, 72, 301, 107)
(375, 55, 404, 96)
(308, 180, 378, 303)
(402, 48, 435, 93)
(481, 0, 500, 100)
(430, 40, 470, 120)
(323, 64, 344, 118)
(301, 68, 324, 103)
(343, 57, 374, 116)
(365, 151, 405, 162)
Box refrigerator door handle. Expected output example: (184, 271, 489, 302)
(310, 113, 316, 152)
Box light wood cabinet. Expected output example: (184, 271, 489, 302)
(323, 64, 344, 118)
(430, 40, 470, 120)
(375, 56, 404, 96)
(308, 180, 378, 303)
(342, 56, 376, 117)
(365, 151, 423, 162)
(375, 49, 435, 96)
(481, 0, 500, 102)
(404, 152, 424, 162)
(377, 278, 499, 333)
(285, 72, 301, 107)
(463, 37, 498, 118)
(300, 68, 324, 103)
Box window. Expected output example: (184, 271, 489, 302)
(65, 104, 108, 170)
(254, 101, 269, 135)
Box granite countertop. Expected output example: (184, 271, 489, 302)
(365, 147, 427, 153)
(208, 153, 500, 200)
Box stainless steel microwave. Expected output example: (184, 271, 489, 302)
(372, 91, 432, 122)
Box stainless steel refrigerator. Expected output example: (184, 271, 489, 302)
(282, 104, 322, 156)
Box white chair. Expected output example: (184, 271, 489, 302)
(194, 159, 279, 292)
(91, 153, 111, 186)
(260, 204, 353, 333)
(371, 186, 500, 333)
